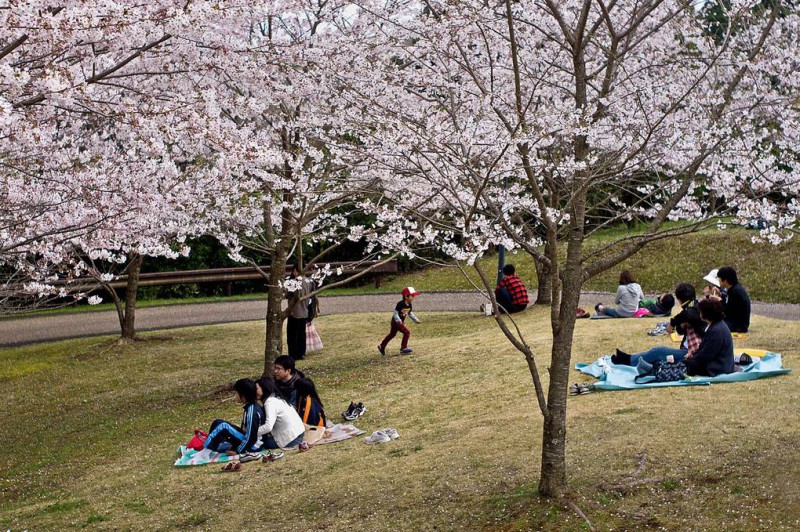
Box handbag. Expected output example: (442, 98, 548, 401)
(186, 429, 208, 451)
(635, 360, 687, 383)
(304, 423, 327, 445)
(306, 321, 324, 352)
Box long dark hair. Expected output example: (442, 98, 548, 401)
(234, 378, 258, 403)
(256, 377, 286, 402)
(294, 377, 324, 409)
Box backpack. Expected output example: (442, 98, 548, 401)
(634, 360, 687, 383)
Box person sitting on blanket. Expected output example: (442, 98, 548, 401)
(709, 266, 751, 333)
(256, 377, 306, 449)
(294, 377, 327, 428)
(273, 354, 305, 407)
(612, 283, 705, 367)
(204, 378, 265, 455)
(684, 298, 735, 377)
(637, 293, 675, 317)
(595, 270, 644, 318)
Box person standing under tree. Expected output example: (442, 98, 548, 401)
(378, 287, 421, 355)
(285, 265, 312, 360)
(494, 264, 529, 314)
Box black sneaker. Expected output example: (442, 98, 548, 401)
(353, 402, 366, 418)
(378, 344, 386, 356)
(342, 401, 359, 421)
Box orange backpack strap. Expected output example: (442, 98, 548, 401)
(302, 396, 312, 424)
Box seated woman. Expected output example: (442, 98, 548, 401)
(295, 377, 327, 428)
(204, 378, 264, 455)
(255, 377, 306, 449)
(684, 298, 734, 377)
(596, 270, 644, 318)
(612, 283, 704, 366)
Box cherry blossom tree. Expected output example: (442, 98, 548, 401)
(332, 0, 800, 496)
(0, 3, 243, 336)
(1, 2, 411, 353)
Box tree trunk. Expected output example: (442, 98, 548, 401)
(538, 183, 585, 496)
(120, 253, 142, 341)
(533, 260, 553, 305)
(263, 250, 288, 376)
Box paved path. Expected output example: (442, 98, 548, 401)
(1, 291, 797, 347)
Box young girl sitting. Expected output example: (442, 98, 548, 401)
(295, 377, 327, 428)
(255, 377, 306, 449)
(203, 378, 264, 455)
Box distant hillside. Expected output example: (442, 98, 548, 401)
(378, 227, 799, 304)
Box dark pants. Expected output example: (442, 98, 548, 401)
(380, 320, 411, 350)
(495, 287, 527, 314)
(287, 316, 307, 360)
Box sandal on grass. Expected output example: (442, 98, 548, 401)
(221, 461, 241, 472)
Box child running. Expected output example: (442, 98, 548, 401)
(378, 286, 421, 355)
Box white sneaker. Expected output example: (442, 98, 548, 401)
(383, 428, 400, 440)
(364, 430, 391, 444)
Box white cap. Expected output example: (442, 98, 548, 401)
(703, 269, 720, 287)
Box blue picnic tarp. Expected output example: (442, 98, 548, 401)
(575, 352, 791, 391)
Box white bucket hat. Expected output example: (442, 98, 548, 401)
(703, 268, 720, 287)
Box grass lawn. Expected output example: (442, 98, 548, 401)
(1, 310, 799, 530)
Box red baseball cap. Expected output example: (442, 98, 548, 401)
(401, 286, 420, 297)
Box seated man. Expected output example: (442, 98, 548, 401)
(273, 355, 305, 407)
(494, 264, 529, 314)
(714, 266, 750, 333)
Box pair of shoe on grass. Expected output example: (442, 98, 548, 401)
(364, 428, 400, 444)
(569, 382, 594, 395)
(220, 450, 285, 472)
(342, 401, 367, 421)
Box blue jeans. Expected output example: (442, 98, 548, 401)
(495, 287, 526, 314)
(261, 431, 304, 450)
(630, 346, 687, 366)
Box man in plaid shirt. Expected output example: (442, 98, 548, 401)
(494, 264, 529, 314)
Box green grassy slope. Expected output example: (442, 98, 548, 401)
(1, 311, 798, 530)
(378, 226, 800, 303)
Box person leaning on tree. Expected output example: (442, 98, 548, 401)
(494, 264, 529, 314)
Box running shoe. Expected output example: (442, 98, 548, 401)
(352, 402, 367, 418)
(342, 401, 359, 421)
(238, 452, 261, 463)
(647, 321, 669, 336)
(262, 450, 284, 462)
(364, 430, 391, 444)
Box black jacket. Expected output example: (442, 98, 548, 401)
(686, 320, 734, 377)
(723, 283, 751, 333)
